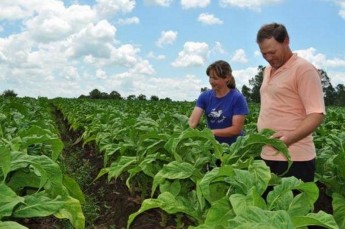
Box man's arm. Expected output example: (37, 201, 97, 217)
(272, 113, 325, 146)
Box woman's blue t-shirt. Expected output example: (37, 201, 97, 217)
(196, 89, 249, 145)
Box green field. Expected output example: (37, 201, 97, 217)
(1, 97, 344, 229)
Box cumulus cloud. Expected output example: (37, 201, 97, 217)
(0, 0, 64, 20)
(172, 42, 209, 67)
(117, 17, 139, 25)
(64, 66, 80, 80)
(219, 0, 281, 11)
(336, 0, 345, 19)
(231, 49, 248, 64)
(95, 0, 136, 18)
(296, 47, 345, 69)
(198, 13, 223, 25)
(96, 69, 108, 79)
(147, 51, 166, 60)
(144, 0, 173, 7)
(66, 20, 116, 58)
(328, 71, 345, 86)
(24, 4, 96, 43)
(156, 30, 178, 47)
(181, 0, 211, 9)
(233, 67, 258, 89)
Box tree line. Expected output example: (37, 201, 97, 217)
(1, 66, 345, 106)
(240, 66, 345, 107)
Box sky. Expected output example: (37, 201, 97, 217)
(1, 0, 345, 101)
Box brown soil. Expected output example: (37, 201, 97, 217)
(17, 106, 333, 229)
(17, 107, 191, 229)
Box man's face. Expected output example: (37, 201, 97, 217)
(258, 37, 288, 69)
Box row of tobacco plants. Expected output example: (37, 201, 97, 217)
(0, 97, 85, 229)
(1, 96, 344, 228)
(52, 98, 344, 229)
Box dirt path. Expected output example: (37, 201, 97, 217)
(53, 106, 183, 229)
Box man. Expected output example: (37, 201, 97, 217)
(256, 23, 325, 182)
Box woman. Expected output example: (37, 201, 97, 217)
(189, 60, 249, 145)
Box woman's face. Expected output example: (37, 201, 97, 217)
(208, 69, 229, 90)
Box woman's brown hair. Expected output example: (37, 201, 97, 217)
(206, 60, 236, 89)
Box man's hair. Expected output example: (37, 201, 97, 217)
(256, 23, 289, 43)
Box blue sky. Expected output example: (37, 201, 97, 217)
(0, 0, 345, 101)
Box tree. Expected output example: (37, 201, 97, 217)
(241, 85, 251, 102)
(100, 92, 109, 99)
(150, 95, 159, 101)
(161, 97, 172, 102)
(89, 89, 103, 99)
(248, 65, 264, 103)
(127, 94, 136, 100)
(335, 84, 345, 106)
(109, 90, 122, 100)
(2, 89, 17, 97)
(318, 69, 336, 106)
(137, 94, 147, 101)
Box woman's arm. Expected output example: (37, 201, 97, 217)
(188, 107, 204, 128)
(212, 115, 246, 137)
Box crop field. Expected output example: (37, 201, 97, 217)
(1, 97, 344, 229)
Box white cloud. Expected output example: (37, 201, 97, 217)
(295, 47, 345, 69)
(96, 69, 108, 79)
(336, 0, 345, 19)
(24, 4, 96, 43)
(211, 42, 226, 55)
(172, 42, 209, 67)
(0, 0, 64, 20)
(95, 0, 136, 18)
(66, 20, 116, 58)
(231, 49, 248, 64)
(181, 0, 211, 9)
(64, 66, 80, 80)
(219, 0, 281, 11)
(328, 71, 345, 86)
(106, 73, 204, 101)
(233, 67, 258, 89)
(198, 13, 223, 25)
(117, 17, 140, 25)
(144, 0, 173, 7)
(147, 51, 166, 60)
(156, 30, 178, 47)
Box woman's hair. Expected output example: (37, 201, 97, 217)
(256, 22, 289, 44)
(206, 60, 236, 89)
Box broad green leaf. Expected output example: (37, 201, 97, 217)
(0, 146, 11, 180)
(199, 165, 234, 203)
(228, 206, 294, 229)
(151, 161, 197, 196)
(98, 156, 137, 181)
(6, 169, 41, 192)
(63, 175, 85, 204)
(225, 129, 291, 171)
(12, 192, 63, 218)
(18, 125, 63, 161)
(292, 211, 339, 229)
(230, 188, 267, 215)
(333, 193, 345, 229)
(202, 196, 235, 227)
(0, 221, 28, 229)
(267, 177, 318, 215)
(127, 192, 201, 229)
(0, 183, 24, 218)
(55, 196, 85, 229)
